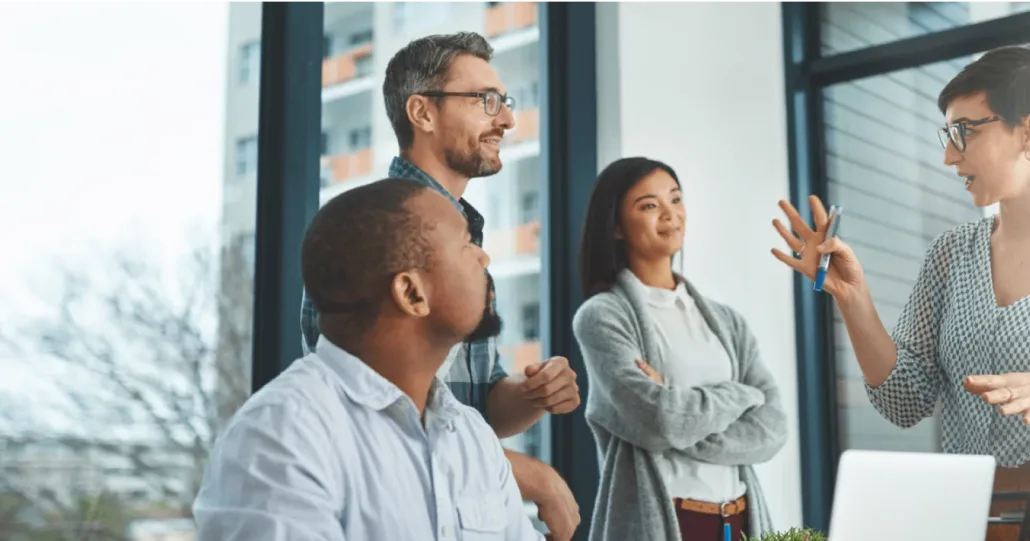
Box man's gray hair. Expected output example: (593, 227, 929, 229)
(383, 32, 494, 150)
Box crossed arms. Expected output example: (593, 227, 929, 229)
(572, 294, 788, 465)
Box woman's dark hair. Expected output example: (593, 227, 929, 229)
(938, 45, 1030, 128)
(578, 157, 680, 298)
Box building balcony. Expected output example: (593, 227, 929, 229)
(490, 25, 539, 54)
(484, 220, 540, 260)
(322, 43, 373, 88)
(511, 107, 539, 144)
(501, 340, 541, 375)
(320, 148, 373, 186)
(485, 2, 538, 38)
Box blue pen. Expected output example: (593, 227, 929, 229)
(723, 522, 731, 541)
(814, 204, 843, 292)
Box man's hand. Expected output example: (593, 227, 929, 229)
(965, 373, 1030, 423)
(522, 356, 580, 414)
(534, 467, 580, 541)
(506, 450, 580, 541)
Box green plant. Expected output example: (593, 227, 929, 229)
(742, 527, 828, 541)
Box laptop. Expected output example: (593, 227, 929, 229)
(827, 449, 996, 541)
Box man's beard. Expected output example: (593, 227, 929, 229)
(465, 272, 503, 343)
(445, 146, 501, 179)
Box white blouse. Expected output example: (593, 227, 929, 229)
(644, 282, 747, 502)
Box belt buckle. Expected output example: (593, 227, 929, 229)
(720, 501, 732, 518)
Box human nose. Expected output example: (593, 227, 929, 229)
(476, 245, 491, 268)
(943, 139, 962, 166)
(496, 103, 515, 130)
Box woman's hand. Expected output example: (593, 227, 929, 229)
(636, 360, 663, 385)
(964, 373, 1030, 424)
(770, 195, 867, 302)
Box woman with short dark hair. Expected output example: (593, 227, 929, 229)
(573, 157, 787, 541)
(772, 45, 1030, 541)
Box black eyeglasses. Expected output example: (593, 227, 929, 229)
(937, 115, 1001, 152)
(417, 90, 515, 116)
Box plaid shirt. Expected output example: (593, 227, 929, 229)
(300, 156, 508, 420)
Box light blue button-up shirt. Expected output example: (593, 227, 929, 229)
(193, 337, 544, 541)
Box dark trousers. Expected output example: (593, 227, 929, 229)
(675, 500, 750, 541)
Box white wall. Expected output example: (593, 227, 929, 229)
(596, 1, 803, 529)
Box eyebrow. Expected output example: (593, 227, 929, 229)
(476, 86, 505, 94)
(633, 188, 680, 203)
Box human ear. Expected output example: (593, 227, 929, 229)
(390, 272, 430, 318)
(407, 95, 436, 138)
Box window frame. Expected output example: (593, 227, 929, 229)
(252, 3, 600, 538)
(782, 3, 1030, 531)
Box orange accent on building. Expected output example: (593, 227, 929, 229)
(513, 108, 539, 143)
(484, 3, 538, 38)
(502, 341, 541, 375)
(327, 148, 373, 183)
(484, 219, 540, 259)
(322, 43, 374, 88)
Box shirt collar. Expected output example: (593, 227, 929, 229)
(645, 281, 694, 309)
(314, 335, 462, 421)
(389, 156, 485, 243)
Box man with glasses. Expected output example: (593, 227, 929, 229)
(300, 32, 582, 541)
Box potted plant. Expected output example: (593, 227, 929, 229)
(742, 527, 827, 541)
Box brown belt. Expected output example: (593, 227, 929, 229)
(674, 495, 747, 517)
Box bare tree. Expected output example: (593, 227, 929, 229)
(0, 236, 254, 539)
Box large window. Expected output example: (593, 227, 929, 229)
(786, 1, 1030, 531)
(824, 57, 983, 454)
(317, 0, 547, 524)
(821, 2, 1030, 55)
(0, 2, 599, 539)
(0, 3, 257, 539)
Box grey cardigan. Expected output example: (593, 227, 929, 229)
(572, 269, 787, 541)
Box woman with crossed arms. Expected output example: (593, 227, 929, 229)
(771, 45, 1030, 541)
(573, 157, 787, 541)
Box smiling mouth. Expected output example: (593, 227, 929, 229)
(965, 176, 976, 190)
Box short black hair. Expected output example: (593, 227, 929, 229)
(938, 45, 1030, 127)
(383, 32, 493, 150)
(301, 177, 433, 342)
(578, 157, 680, 298)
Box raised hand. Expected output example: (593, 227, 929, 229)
(770, 195, 866, 300)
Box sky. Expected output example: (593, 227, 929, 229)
(0, 2, 230, 425)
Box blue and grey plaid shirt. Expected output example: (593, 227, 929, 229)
(300, 156, 508, 420)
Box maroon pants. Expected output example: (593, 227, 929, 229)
(987, 464, 1030, 541)
(675, 502, 749, 541)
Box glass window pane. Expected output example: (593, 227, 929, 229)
(319, 0, 546, 526)
(0, 2, 257, 538)
(823, 54, 993, 453)
(822, 2, 1030, 55)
